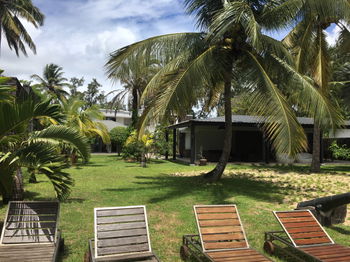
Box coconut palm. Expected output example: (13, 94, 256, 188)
(31, 64, 70, 102)
(106, 0, 340, 181)
(0, 0, 44, 56)
(0, 91, 90, 201)
(62, 98, 110, 144)
(265, 0, 350, 171)
(106, 54, 161, 128)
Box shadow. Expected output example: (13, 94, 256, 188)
(103, 172, 284, 204)
(57, 244, 72, 262)
(330, 226, 350, 235)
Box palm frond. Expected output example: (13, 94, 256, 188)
(244, 49, 307, 156)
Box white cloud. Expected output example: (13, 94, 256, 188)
(2, 0, 195, 93)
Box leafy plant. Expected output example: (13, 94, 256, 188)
(122, 131, 153, 162)
(109, 127, 129, 154)
(329, 141, 350, 160)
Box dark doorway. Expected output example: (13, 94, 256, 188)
(233, 131, 263, 161)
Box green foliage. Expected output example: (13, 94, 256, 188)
(122, 131, 153, 161)
(329, 141, 350, 160)
(0, 0, 44, 56)
(151, 126, 171, 157)
(109, 127, 129, 153)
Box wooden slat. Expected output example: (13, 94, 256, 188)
(97, 228, 147, 239)
(2, 235, 55, 243)
(294, 237, 333, 245)
(204, 241, 247, 250)
(276, 211, 310, 218)
(287, 226, 322, 234)
(200, 226, 242, 234)
(8, 209, 58, 215)
(206, 248, 269, 261)
(96, 208, 144, 217)
(4, 228, 55, 237)
(7, 215, 57, 222)
(97, 222, 146, 232)
(283, 221, 319, 228)
(202, 233, 245, 242)
(6, 222, 56, 230)
(97, 236, 148, 247)
(279, 217, 315, 223)
(301, 244, 350, 261)
(197, 213, 237, 220)
(97, 214, 145, 224)
(199, 219, 240, 227)
(290, 232, 327, 239)
(196, 207, 236, 214)
(97, 243, 149, 256)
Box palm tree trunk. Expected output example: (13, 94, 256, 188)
(204, 70, 233, 181)
(11, 168, 24, 200)
(311, 124, 321, 172)
(131, 87, 139, 128)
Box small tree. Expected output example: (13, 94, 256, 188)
(122, 131, 153, 167)
(109, 127, 129, 155)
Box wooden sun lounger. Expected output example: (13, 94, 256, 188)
(181, 204, 271, 261)
(264, 210, 350, 261)
(87, 205, 159, 261)
(0, 201, 62, 262)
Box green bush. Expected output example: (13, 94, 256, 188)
(109, 127, 129, 154)
(329, 141, 350, 160)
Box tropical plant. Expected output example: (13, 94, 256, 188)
(329, 141, 350, 160)
(61, 98, 110, 163)
(106, 0, 340, 181)
(270, 0, 350, 171)
(0, 94, 90, 202)
(122, 131, 154, 166)
(31, 64, 69, 102)
(106, 54, 161, 128)
(0, 0, 44, 56)
(84, 78, 102, 108)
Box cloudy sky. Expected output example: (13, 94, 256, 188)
(1, 0, 342, 94)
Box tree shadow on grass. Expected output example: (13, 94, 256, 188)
(330, 226, 350, 235)
(104, 173, 284, 204)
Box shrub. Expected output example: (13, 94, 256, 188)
(109, 127, 129, 154)
(122, 131, 153, 161)
(329, 141, 350, 160)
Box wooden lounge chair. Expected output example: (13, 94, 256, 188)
(180, 204, 271, 261)
(0, 201, 62, 262)
(264, 209, 350, 261)
(87, 205, 159, 261)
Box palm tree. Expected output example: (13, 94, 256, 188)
(106, 0, 339, 181)
(0, 0, 44, 56)
(31, 64, 70, 102)
(0, 93, 90, 202)
(106, 54, 161, 128)
(266, 0, 350, 172)
(61, 98, 110, 163)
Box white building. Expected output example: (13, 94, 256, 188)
(97, 109, 132, 131)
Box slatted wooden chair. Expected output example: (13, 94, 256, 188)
(0, 201, 62, 262)
(264, 209, 350, 261)
(181, 204, 271, 261)
(88, 205, 159, 261)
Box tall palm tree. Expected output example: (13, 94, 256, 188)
(265, 0, 350, 172)
(106, 54, 161, 128)
(106, 0, 340, 181)
(0, 0, 44, 56)
(32, 64, 70, 102)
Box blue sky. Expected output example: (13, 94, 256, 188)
(2, 0, 342, 94)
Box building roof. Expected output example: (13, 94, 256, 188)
(168, 115, 350, 129)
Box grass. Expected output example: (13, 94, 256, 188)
(0, 155, 349, 261)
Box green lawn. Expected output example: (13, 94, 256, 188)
(0, 155, 349, 261)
